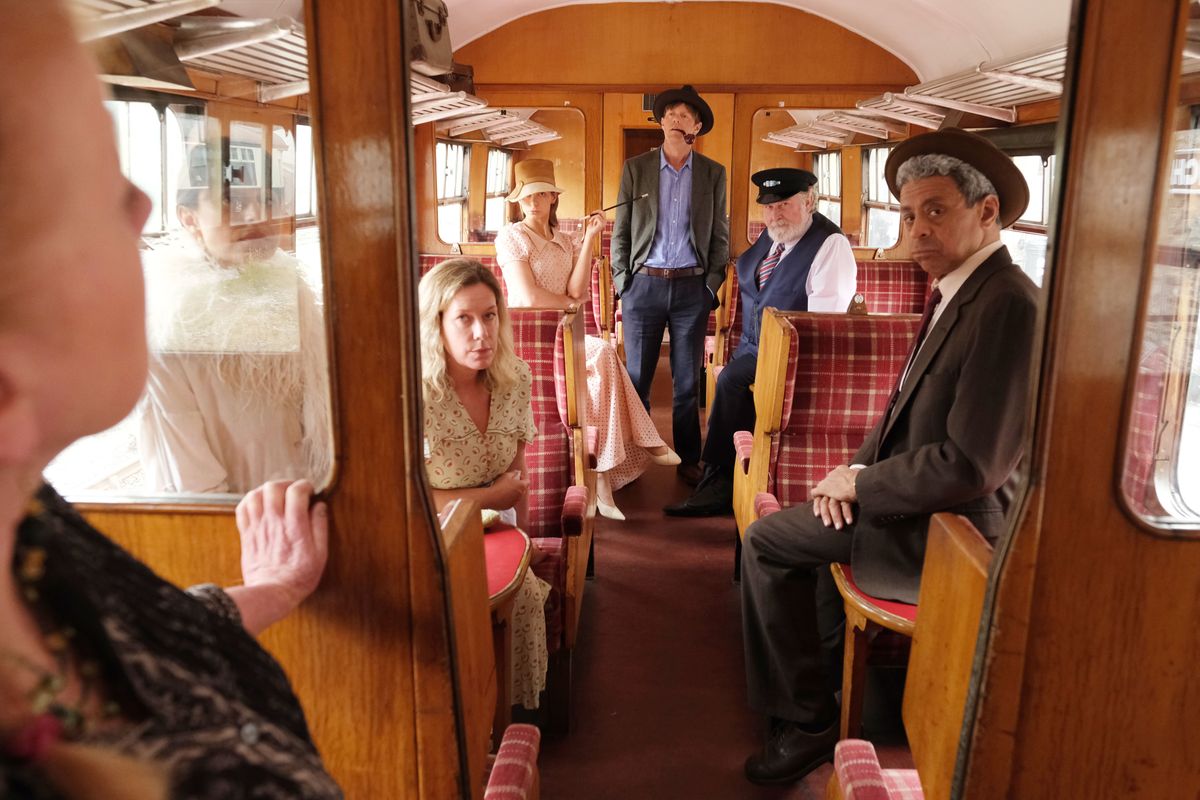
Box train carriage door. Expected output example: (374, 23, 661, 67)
(962, 0, 1200, 797)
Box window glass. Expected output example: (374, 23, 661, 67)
(865, 146, 896, 204)
(296, 122, 316, 218)
(1013, 155, 1048, 225)
(106, 100, 165, 234)
(436, 140, 470, 243)
(817, 198, 842, 228)
(1120, 107, 1200, 526)
(865, 207, 900, 249)
(1000, 229, 1049, 285)
(272, 125, 296, 220)
(485, 148, 512, 233)
(45, 103, 333, 503)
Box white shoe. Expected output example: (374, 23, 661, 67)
(597, 499, 626, 521)
(649, 447, 681, 466)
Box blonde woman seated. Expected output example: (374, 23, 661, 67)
(495, 159, 679, 521)
(419, 259, 551, 711)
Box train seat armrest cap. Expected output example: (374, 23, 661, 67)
(561, 485, 588, 536)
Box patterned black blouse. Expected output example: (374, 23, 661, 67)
(0, 486, 343, 799)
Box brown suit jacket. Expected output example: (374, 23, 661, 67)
(849, 246, 1038, 603)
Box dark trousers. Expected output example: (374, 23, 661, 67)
(622, 273, 710, 464)
(700, 351, 758, 472)
(741, 502, 851, 724)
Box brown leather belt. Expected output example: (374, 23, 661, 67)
(638, 266, 704, 279)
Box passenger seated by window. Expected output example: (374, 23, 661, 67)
(665, 168, 857, 516)
(739, 130, 1038, 786)
(419, 259, 551, 711)
(0, 4, 340, 797)
(495, 159, 680, 521)
(136, 149, 330, 494)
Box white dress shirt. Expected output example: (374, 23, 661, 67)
(769, 224, 858, 313)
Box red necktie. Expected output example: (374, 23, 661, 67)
(881, 287, 943, 429)
(756, 243, 785, 289)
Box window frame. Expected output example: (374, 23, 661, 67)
(435, 139, 471, 244)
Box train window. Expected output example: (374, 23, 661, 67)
(436, 140, 471, 243)
(814, 151, 842, 227)
(998, 154, 1055, 285)
(863, 145, 900, 249)
(484, 148, 512, 233)
(272, 125, 296, 220)
(45, 99, 333, 503)
(1119, 92, 1200, 527)
(296, 122, 318, 219)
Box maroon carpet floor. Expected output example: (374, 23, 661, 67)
(537, 352, 913, 799)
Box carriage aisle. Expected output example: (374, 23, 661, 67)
(538, 350, 910, 798)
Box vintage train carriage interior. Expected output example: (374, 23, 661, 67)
(32, 0, 1200, 797)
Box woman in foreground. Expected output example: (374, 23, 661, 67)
(0, 4, 340, 797)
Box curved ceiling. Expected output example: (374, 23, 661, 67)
(444, 0, 1073, 82)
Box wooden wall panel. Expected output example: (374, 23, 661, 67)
(964, 0, 1200, 796)
(454, 2, 917, 90)
(840, 145, 863, 242)
(522, 108, 588, 219)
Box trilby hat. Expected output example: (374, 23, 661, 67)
(506, 159, 564, 202)
(885, 127, 1029, 228)
(652, 85, 714, 137)
(752, 168, 818, 204)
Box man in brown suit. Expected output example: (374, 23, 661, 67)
(740, 128, 1039, 785)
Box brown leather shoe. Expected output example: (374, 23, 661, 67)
(676, 462, 703, 486)
(743, 719, 837, 785)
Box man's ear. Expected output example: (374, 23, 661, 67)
(0, 353, 40, 466)
(979, 194, 1001, 228)
(177, 205, 201, 238)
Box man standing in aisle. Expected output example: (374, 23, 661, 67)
(611, 85, 729, 485)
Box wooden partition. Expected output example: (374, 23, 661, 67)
(963, 0, 1200, 796)
(83, 0, 475, 796)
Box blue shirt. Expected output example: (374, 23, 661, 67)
(644, 150, 699, 268)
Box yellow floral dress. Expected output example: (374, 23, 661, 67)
(424, 361, 550, 709)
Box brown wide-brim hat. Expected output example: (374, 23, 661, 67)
(885, 128, 1029, 228)
(652, 85, 714, 137)
(506, 158, 564, 202)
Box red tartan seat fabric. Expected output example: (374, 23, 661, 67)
(765, 314, 921, 508)
(1122, 347, 1169, 516)
(483, 724, 541, 800)
(834, 740, 923, 800)
(855, 260, 930, 314)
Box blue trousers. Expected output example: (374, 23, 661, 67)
(621, 273, 710, 464)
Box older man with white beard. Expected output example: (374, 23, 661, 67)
(665, 168, 856, 516)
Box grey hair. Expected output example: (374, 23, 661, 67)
(895, 153, 997, 206)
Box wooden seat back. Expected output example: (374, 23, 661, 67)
(903, 513, 994, 800)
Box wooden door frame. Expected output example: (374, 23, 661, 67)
(961, 0, 1200, 796)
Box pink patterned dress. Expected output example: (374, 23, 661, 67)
(495, 222, 665, 489)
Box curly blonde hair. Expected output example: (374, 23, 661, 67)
(419, 258, 521, 403)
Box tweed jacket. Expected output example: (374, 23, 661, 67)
(849, 246, 1038, 603)
(610, 148, 729, 298)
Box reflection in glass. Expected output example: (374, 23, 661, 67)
(1121, 108, 1200, 523)
(1000, 229, 1048, 285)
(45, 103, 332, 500)
(865, 207, 900, 250)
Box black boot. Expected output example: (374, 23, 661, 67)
(743, 718, 838, 785)
(663, 466, 733, 516)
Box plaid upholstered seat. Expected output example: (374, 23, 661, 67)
(483, 724, 541, 800)
(510, 308, 595, 733)
(832, 740, 923, 800)
(732, 311, 921, 534)
(856, 260, 930, 314)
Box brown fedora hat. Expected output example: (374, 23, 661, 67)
(652, 85, 714, 136)
(885, 128, 1029, 228)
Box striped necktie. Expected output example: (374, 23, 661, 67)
(756, 243, 785, 289)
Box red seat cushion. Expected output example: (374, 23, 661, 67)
(839, 564, 917, 622)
